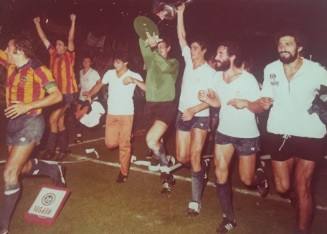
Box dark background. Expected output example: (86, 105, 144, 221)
(0, 0, 326, 78)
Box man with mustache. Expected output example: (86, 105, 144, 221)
(258, 30, 327, 234)
(199, 41, 267, 233)
(0, 38, 65, 234)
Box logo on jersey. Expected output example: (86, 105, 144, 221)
(269, 73, 279, 86)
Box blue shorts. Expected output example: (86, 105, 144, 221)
(175, 111, 210, 131)
(6, 114, 45, 146)
(215, 131, 260, 155)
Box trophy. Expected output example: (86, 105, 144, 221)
(153, 0, 193, 20)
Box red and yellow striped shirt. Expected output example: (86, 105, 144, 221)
(0, 50, 57, 116)
(49, 46, 78, 94)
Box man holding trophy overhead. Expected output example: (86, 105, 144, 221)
(134, 14, 179, 194)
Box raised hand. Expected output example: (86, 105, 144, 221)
(70, 14, 76, 22)
(145, 32, 162, 48)
(33, 17, 41, 24)
(176, 3, 186, 13)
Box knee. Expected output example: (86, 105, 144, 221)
(215, 167, 229, 184)
(3, 166, 19, 186)
(275, 180, 290, 194)
(146, 138, 157, 150)
(176, 154, 189, 164)
(105, 142, 118, 149)
(240, 175, 253, 187)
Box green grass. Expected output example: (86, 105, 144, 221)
(0, 132, 326, 234)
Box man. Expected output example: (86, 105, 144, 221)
(138, 29, 179, 193)
(86, 52, 145, 183)
(199, 41, 268, 233)
(258, 30, 327, 234)
(0, 38, 65, 234)
(74, 56, 101, 143)
(176, 4, 215, 215)
(33, 14, 78, 160)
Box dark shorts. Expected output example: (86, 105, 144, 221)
(265, 133, 326, 162)
(6, 114, 45, 146)
(175, 111, 210, 131)
(215, 131, 260, 155)
(53, 93, 78, 109)
(144, 101, 176, 126)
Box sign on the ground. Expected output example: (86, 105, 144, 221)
(25, 185, 70, 226)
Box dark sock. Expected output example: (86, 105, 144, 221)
(46, 132, 58, 153)
(26, 159, 60, 183)
(216, 182, 234, 221)
(58, 130, 68, 152)
(0, 185, 21, 229)
(153, 143, 168, 166)
(191, 169, 204, 203)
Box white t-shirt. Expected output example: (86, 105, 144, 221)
(261, 59, 327, 138)
(102, 69, 143, 115)
(80, 101, 105, 128)
(214, 71, 260, 138)
(79, 68, 101, 101)
(178, 46, 216, 117)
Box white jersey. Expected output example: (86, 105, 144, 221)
(214, 71, 260, 138)
(261, 59, 327, 138)
(79, 68, 101, 101)
(178, 46, 216, 117)
(102, 69, 143, 115)
(80, 101, 105, 128)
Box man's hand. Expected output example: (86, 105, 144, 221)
(33, 17, 41, 25)
(198, 89, 218, 103)
(176, 3, 186, 14)
(70, 14, 76, 22)
(145, 32, 162, 48)
(227, 99, 249, 109)
(182, 108, 194, 121)
(258, 97, 273, 110)
(123, 76, 135, 85)
(5, 101, 32, 119)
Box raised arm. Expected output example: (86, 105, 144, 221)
(33, 17, 50, 49)
(67, 14, 76, 51)
(176, 4, 187, 48)
(85, 80, 104, 99)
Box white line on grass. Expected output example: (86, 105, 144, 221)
(69, 153, 327, 212)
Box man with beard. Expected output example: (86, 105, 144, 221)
(176, 4, 215, 215)
(257, 30, 327, 234)
(198, 41, 268, 233)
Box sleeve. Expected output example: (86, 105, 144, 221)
(260, 66, 274, 98)
(181, 46, 192, 67)
(316, 64, 327, 86)
(0, 49, 8, 68)
(66, 50, 75, 65)
(94, 70, 101, 82)
(34, 66, 57, 90)
(246, 77, 261, 101)
(133, 72, 144, 82)
(101, 71, 110, 85)
(139, 38, 154, 70)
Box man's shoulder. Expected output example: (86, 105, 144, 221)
(264, 60, 281, 70)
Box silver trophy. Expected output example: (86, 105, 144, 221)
(153, 0, 193, 20)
